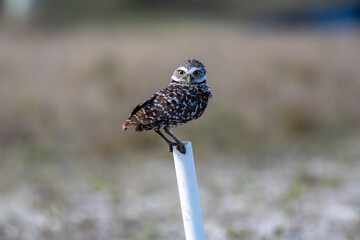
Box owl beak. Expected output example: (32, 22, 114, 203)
(186, 75, 191, 83)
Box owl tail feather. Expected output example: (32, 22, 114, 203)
(122, 118, 137, 131)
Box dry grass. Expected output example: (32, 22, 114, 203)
(1, 25, 360, 156)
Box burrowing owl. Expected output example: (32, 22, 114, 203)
(122, 58, 212, 154)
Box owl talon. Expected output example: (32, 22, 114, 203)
(177, 142, 186, 154)
(168, 143, 176, 152)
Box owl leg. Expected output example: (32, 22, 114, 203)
(164, 127, 186, 154)
(154, 129, 176, 152)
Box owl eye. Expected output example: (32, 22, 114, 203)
(193, 70, 200, 76)
(178, 70, 185, 76)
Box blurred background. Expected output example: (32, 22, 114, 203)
(1, 0, 360, 239)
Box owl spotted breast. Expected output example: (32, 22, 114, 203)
(122, 58, 212, 154)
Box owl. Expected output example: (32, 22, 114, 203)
(122, 58, 212, 154)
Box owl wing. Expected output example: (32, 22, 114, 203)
(123, 86, 183, 131)
(122, 93, 158, 131)
(130, 94, 157, 116)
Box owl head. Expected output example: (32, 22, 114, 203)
(171, 58, 207, 85)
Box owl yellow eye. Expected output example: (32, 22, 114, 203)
(193, 70, 200, 76)
(178, 70, 185, 76)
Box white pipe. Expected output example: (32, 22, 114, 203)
(173, 141, 206, 240)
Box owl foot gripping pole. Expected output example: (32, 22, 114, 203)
(173, 142, 206, 240)
(165, 127, 186, 154)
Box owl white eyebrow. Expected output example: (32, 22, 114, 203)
(189, 67, 202, 74)
(177, 67, 188, 72)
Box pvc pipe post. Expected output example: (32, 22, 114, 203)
(173, 141, 206, 240)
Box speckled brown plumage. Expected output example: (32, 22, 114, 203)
(123, 83, 211, 131)
(123, 58, 212, 154)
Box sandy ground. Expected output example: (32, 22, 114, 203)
(1, 141, 360, 240)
